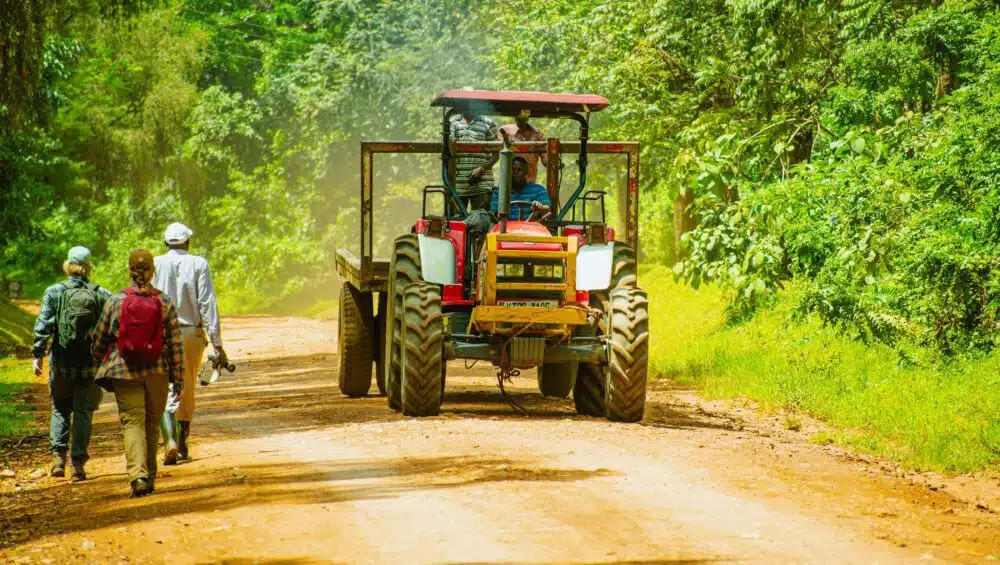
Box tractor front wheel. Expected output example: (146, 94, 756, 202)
(400, 282, 445, 417)
(605, 287, 649, 422)
(338, 283, 374, 397)
(385, 235, 421, 412)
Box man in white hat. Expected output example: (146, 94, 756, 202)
(152, 222, 226, 464)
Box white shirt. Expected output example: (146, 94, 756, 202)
(152, 249, 222, 348)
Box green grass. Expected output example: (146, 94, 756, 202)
(0, 358, 35, 438)
(0, 297, 34, 356)
(643, 265, 1000, 473)
(0, 298, 38, 438)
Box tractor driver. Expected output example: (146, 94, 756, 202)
(491, 156, 551, 221)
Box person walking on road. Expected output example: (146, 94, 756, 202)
(31, 246, 111, 481)
(152, 222, 226, 465)
(92, 249, 185, 498)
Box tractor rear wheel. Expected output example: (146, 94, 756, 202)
(400, 282, 444, 417)
(385, 235, 421, 412)
(338, 282, 374, 397)
(537, 363, 576, 398)
(605, 287, 649, 422)
(573, 362, 606, 417)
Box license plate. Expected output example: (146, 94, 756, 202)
(498, 299, 559, 308)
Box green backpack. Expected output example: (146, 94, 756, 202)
(57, 280, 102, 364)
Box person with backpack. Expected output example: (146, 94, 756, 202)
(91, 249, 184, 498)
(31, 246, 111, 481)
(153, 222, 226, 465)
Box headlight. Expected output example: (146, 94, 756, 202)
(498, 264, 524, 277)
(531, 264, 563, 279)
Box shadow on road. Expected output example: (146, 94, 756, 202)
(1, 454, 618, 548)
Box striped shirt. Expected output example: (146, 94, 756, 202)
(91, 289, 185, 387)
(451, 115, 498, 195)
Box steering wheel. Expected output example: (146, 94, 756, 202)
(509, 200, 552, 222)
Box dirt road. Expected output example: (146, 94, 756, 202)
(1, 316, 998, 564)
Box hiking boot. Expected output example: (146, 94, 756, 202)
(70, 462, 87, 482)
(161, 412, 179, 466)
(49, 453, 66, 477)
(130, 478, 151, 498)
(177, 420, 190, 461)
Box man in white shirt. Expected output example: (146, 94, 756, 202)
(152, 222, 226, 464)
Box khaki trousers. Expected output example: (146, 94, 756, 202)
(167, 327, 207, 422)
(113, 373, 168, 484)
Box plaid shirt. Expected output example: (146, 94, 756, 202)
(91, 289, 184, 386)
(32, 277, 112, 380)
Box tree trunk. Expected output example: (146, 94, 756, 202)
(673, 191, 696, 259)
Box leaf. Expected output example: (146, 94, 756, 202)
(851, 137, 866, 154)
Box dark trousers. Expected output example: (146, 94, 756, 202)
(48, 373, 103, 464)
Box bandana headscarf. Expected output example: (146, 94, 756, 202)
(128, 249, 155, 290)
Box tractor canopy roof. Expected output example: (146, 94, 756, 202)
(431, 89, 609, 117)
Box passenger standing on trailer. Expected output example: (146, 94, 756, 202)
(32, 246, 111, 481)
(499, 115, 550, 183)
(491, 156, 551, 221)
(92, 249, 185, 498)
(152, 222, 226, 465)
(451, 110, 499, 213)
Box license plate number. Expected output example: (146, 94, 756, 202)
(498, 300, 559, 308)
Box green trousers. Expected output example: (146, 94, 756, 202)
(112, 373, 168, 484)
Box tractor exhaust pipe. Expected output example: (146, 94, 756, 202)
(496, 129, 514, 233)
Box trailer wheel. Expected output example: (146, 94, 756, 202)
(537, 363, 576, 398)
(385, 235, 421, 412)
(338, 283, 374, 397)
(573, 362, 606, 417)
(374, 292, 387, 396)
(400, 282, 444, 417)
(605, 287, 649, 422)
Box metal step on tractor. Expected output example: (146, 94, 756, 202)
(335, 89, 647, 422)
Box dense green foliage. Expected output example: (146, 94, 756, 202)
(2, 0, 999, 356)
(646, 267, 1000, 472)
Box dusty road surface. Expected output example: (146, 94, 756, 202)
(1, 316, 998, 564)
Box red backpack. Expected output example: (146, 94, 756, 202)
(118, 288, 164, 366)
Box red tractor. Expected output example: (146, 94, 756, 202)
(335, 90, 647, 422)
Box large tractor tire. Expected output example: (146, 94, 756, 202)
(374, 292, 387, 396)
(338, 282, 374, 397)
(537, 363, 576, 398)
(400, 282, 445, 417)
(385, 235, 421, 412)
(605, 286, 649, 422)
(573, 242, 640, 418)
(573, 362, 606, 417)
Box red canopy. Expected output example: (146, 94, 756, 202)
(431, 89, 609, 116)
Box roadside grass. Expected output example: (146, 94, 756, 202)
(0, 297, 34, 356)
(643, 265, 1000, 473)
(0, 358, 35, 438)
(0, 298, 39, 438)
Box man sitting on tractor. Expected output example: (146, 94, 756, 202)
(490, 156, 551, 221)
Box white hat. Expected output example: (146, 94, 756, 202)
(164, 222, 193, 244)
